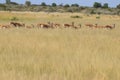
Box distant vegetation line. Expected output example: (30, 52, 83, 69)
(0, 1, 120, 15)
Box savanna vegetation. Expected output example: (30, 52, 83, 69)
(0, 0, 120, 15)
(0, 1, 120, 80)
(0, 11, 120, 80)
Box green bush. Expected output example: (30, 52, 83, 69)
(71, 15, 83, 19)
(96, 16, 100, 19)
(90, 10, 96, 14)
(10, 17, 19, 21)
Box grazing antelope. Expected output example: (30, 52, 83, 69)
(25, 24, 34, 29)
(37, 23, 51, 29)
(85, 24, 94, 28)
(42, 24, 51, 28)
(64, 22, 74, 28)
(105, 24, 115, 29)
(94, 24, 105, 28)
(10, 22, 25, 27)
(72, 24, 81, 29)
(36, 23, 43, 28)
(63, 24, 72, 28)
(53, 23, 61, 28)
(72, 26, 79, 29)
(0, 24, 11, 29)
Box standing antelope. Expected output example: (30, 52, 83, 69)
(10, 22, 25, 27)
(105, 24, 115, 29)
(94, 24, 105, 28)
(85, 24, 94, 28)
(63, 24, 72, 28)
(63, 22, 74, 28)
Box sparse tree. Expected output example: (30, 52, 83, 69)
(64, 4, 70, 7)
(52, 3, 57, 7)
(117, 4, 120, 9)
(10, 2, 19, 5)
(41, 2, 47, 6)
(71, 4, 79, 7)
(6, 0, 10, 4)
(93, 2, 102, 8)
(25, 0, 31, 6)
(103, 3, 109, 8)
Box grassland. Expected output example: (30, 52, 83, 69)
(0, 11, 120, 80)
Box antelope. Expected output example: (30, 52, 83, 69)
(0, 24, 11, 29)
(10, 22, 25, 27)
(104, 24, 115, 29)
(37, 23, 51, 29)
(94, 24, 105, 28)
(36, 23, 43, 28)
(53, 23, 61, 28)
(85, 24, 94, 28)
(25, 24, 34, 29)
(64, 22, 74, 28)
(63, 24, 72, 28)
(42, 24, 51, 28)
(72, 24, 81, 29)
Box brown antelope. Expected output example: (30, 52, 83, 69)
(42, 24, 51, 28)
(72, 26, 79, 29)
(63, 24, 71, 28)
(10, 22, 25, 27)
(104, 24, 115, 29)
(53, 23, 61, 28)
(36, 23, 43, 28)
(94, 24, 105, 28)
(25, 24, 34, 29)
(37, 23, 51, 29)
(0, 24, 11, 29)
(85, 24, 94, 28)
(72, 24, 81, 29)
(63, 22, 74, 28)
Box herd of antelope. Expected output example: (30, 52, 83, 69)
(0, 21, 115, 30)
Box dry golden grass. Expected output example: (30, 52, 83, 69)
(0, 11, 120, 80)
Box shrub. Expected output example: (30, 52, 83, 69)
(10, 17, 19, 21)
(102, 3, 109, 8)
(71, 15, 83, 19)
(90, 10, 96, 14)
(52, 3, 57, 7)
(41, 2, 47, 6)
(96, 16, 100, 19)
(25, 1, 31, 6)
(64, 4, 70, 8)
(117, 4, 120, 9)
(93, 2, 102, 8)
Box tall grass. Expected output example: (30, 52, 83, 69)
(0, 11, 120, 80)
(0, 28, 120, 80)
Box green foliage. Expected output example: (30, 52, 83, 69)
(6, 0, 10, 4)
(103, 3, 109, 8)
(64, 4, 70, 8)
(93, 2, 102, 8)
(10, 17, 19, 21)
(52, 3, 57, 7)
(90, 10, 96, 14)
(41, 2, 47, 6)
(71, 4, 79, 7)
(71, 15, 83, 19)
(10, 2, 19, 5)
(25, 1, 31, 6)
(117, 4, 120, 9)
(0, 4, 6, 8)
(97, 12, 101, 15)
(96, 16, 100, 19)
